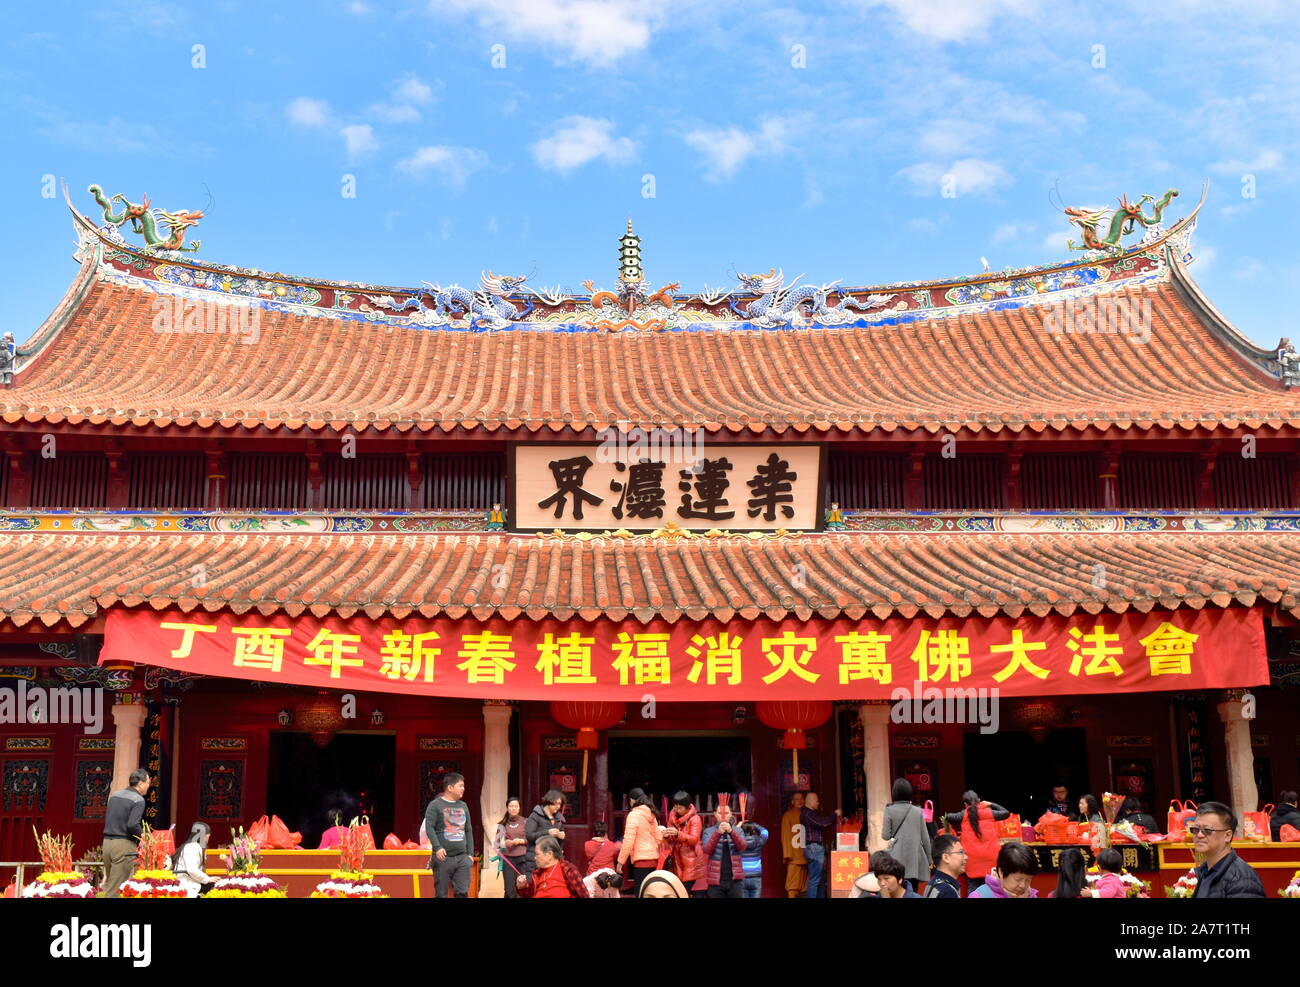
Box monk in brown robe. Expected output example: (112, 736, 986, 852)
(781, 792, 808, 898)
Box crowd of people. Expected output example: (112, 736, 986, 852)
(96, 766, 1296, 899)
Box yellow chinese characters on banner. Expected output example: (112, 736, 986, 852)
(116, 606, 1259, 701)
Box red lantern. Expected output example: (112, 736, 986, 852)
(756, 700, 833, 785)
(550, 701, 624, 785)
(295, 691, 345, 748)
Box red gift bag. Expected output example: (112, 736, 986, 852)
(247, 815, 271, 847)
(1166, 800, 1197, 842)
(156, 826, 177, 861)
(383, 833, 404, 850)
(1241, 805, 1273, 842)
(997, 814, 1022, 839)
(267, 814, 303, 849)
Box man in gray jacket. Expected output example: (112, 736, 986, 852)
(101, 769, 151, 897)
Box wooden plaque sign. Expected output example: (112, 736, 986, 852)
(511, 442, 823, 532)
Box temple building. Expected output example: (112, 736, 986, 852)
(0, 183, 1296, 895)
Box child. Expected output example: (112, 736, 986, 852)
(739, 820, 769, 898)
(583, 868, 625, 898)
(1091, 847, 1126, 898)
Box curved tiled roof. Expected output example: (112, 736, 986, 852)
(2, 275, 1297, 438)
(1, 530, 1296, 628)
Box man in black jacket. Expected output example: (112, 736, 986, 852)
(1190, 802, 1265, 898)
(101, 768, 151, 898)
(923, 834, 966, 898)
(1270, 792, 1300, 842)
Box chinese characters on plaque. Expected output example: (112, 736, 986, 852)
(512, 444, 823, 532)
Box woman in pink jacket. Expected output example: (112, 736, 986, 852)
(617, 788, 664, 897)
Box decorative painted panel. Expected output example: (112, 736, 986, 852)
(74, 760, 113, 819)
(418, 759, 462, 815)
(198, 759, 244, 820)
(3, 759, 49, 812)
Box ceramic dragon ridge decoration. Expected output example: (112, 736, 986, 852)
(732, 268, 889, 327)
(1064, 189, 1179, 255)
(88, 184, 203, 253)
(427, 270, 532, 329)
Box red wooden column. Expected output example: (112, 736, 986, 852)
(406, 449, 422, 511)
(1005, 445, 1023, 511)
(205, 449, 226, 511)
(904, 448, 925, 509)
(306, 445, 323, 510)
(1099, 446, 1120, 510)
(105, 447, 128, 509)
(1196, 448, 1218, 510)
(4, 448, 30, 508)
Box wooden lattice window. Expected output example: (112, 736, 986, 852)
(826, 452, 906, 510)
(127, 453, 206, 510)
(1118, 453, 1197, 509)
(422, 453, 505, 510)
(317, 454, 407, 511)
(28, 452, 108, 509)
(1021, 453, 1102, 510)
(227, 454, 309, 511)
(1214, 453, 1293, 509)
(923, 454, 1004, 510)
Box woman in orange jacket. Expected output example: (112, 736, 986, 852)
(944, 790, 1011, 890)
(617, 788, 664, 896)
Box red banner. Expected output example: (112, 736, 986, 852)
(101, 606, 1267, 701)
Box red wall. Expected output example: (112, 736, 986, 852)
(175, 685, 484, 844)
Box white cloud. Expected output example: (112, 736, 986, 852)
(684, 127, 755, 180)
(1192, 244, 1217, 273)
(287, 98, 331, 128)
(896, 157, 1011, 197)
(1234, 257, 1265, 281)
(682, 117, 800, 181)
(396, 145, 491, 187)
(992, 221, 1035, 244)
(918, 118, 988, 156)
(1209, 149, 1282, 173)
(394, 77, 435, 106)
(341, 123, 377, 159)
(348, 1, 370, 13)
(437, 0, 664, 67)
(531, 116, 635, 173)
(371, 76, 440, 124)
(373, 103, 422, 123)
(1041, 230, 1072, 253)
(854, 0, 1036, 42)
(906, 217, 940, 235)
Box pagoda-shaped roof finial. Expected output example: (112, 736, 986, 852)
(619, 218, 643, 284)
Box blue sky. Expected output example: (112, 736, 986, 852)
(1, 0, 1295, 345)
